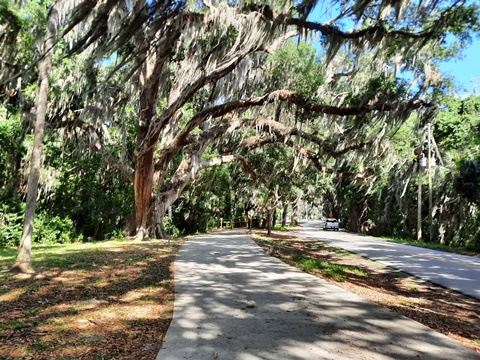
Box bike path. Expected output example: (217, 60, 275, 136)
(156, 230, 480, 360)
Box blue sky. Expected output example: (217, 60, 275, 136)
(439, 37, 479, 96)
(308, 5, 479, 98)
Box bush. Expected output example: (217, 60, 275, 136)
(0, 209, 23, 247)
(162, 216, 180, 239)
(33, 213, 79, 245)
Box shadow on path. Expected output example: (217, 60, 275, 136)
(157, 230, 480, 360)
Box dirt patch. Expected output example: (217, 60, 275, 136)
(250, 230, 480, 354)
(0, 239, 184, 360)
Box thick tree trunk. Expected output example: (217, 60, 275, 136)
(347, 200, 368, 232)
(132, 25, 161, 239)
(133, 147, 155, 239)
(11, 4, 58, 273)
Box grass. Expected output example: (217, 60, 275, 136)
(398, 299, 420, 308)
(272, 225, 294, 231)
(252, 234, 367, 282)
(293, 256, 368, 282)
(380, 236, 479, 256)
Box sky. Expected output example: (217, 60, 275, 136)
(308, 5, 480, 98)
(439, 37, 480, 97)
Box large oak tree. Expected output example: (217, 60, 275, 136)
(2, 0, 479, 267)
(59, 0, 478, 239)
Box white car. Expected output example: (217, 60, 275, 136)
(323, 218, 339, 231)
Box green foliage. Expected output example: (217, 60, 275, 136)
(271, 225, 290, 231)
(0, 0, 23, 31)
(444, 4, 480, 37)
(0, 206, 23, 247)
(347, 75, 407, 106)
(174, 159, 234, 235)
(162, 215, 180, 239)
(0, 115, 25, 202)
(40, 139, 133, 240)
(382, 234, 479, 255)
(455, 157, 480, 206)
(33, 213, 79, 245)
(265, 40, 324, 99)
(435, 95, 480, 153)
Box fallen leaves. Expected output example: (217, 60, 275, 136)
(0, 239, 183, 360)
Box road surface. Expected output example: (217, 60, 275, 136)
(297, 221, 480, 300)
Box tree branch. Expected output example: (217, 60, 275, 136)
(233, 134, 367, 180)
(199, 154, 276, 196)
(56, 119, 135, 182)
(283, 8, 453, 43)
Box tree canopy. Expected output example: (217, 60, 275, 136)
(1, 0, 480, 269)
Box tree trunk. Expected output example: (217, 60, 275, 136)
(153, 189, 180, 239)
(281, 204, 288, 227)
(11, 3, 58, 273)
(348, 200, 368, 232)
(133, 147, 155, 239)
(290, 200, 299, 227)
(152, 146, 208, 238)
(266, 206, 273, 236)
(132, 26, 161, 239)
(272, 207, 277, 228)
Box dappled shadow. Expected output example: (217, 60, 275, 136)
(0, 241, 178, 359)
(157, 230, 480, 360)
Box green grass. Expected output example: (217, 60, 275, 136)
(271, 225, 294, 231)
(0, 319, 29, 330)
(0, 246, 17, 260)
(380, 236, 479, 256)
(0, 239, 139, 270)
(399, 299, 419, 308)
(30, 341, 57, 352)
(252, 234, 367, 282)
(324, 246, 351, 257)
(293, 256, 367, 282)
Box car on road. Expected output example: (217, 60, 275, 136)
(323, 218, 339, 231)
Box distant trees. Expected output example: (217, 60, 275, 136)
(332, 94, 480, 250)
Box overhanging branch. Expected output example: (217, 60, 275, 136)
(199, 154, 276, 196)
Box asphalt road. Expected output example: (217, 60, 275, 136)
(296, 221, 480, 300)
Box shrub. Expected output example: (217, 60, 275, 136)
(0, 209, 23, 247)
(33, 213, 78, 245)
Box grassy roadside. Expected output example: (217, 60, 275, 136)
(250, 230, 480, 354)
(379, 235, 480, 256)
(0, 238, 184, 360)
